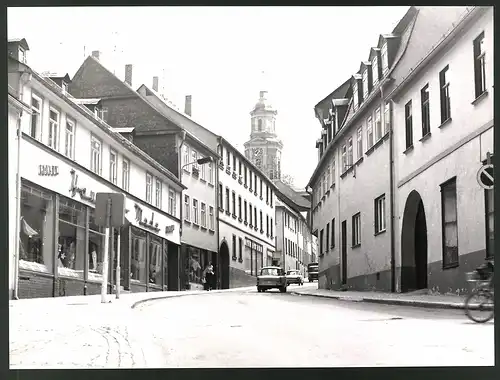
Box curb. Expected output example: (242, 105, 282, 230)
(289, 291, 465, 310)
(131, 286, 256, 309)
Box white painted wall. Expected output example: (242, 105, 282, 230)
(392, 7, 494, 281)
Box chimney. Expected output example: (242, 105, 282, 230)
(152, 76, 159, 92)
(124, 64, 133, 86)
(91, 50, 100, 60)
(184, 95, 192, 116)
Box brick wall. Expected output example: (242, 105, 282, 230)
(18, 270, 54, 299)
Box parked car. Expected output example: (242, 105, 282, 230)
(286, 270, 304, 285)
(257, 266, 287, 293)
(307, 262, 319, 282)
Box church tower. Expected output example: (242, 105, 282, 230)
(244, 90, 283, 180)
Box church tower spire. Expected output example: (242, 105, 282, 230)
(244, 76, 283, 180)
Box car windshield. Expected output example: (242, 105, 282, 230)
(261, 268, 279, 276)
(287, 271, 298, 275)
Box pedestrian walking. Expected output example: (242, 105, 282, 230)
(203, 263, 215, 291)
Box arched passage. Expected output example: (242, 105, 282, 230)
(401, 190, 428, 292)
(219, 240, 230, 289)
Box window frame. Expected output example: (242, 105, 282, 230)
(65, 117, 76, 160)
(122, 157, 130, 191)
(109, 149, 118, 184)
(201, 202, 207, 228)
(421, 84, 430, 137)
(347, 137, 353, 167)
(193, 198, 199, 225)
(357, 126, 363, 159)
(374, 194, 386, 234)
(440, 177, 459, 268)
(145, 172, 153, 204)
(405, 100, 413, 150)
(473, 31, 486, 99)
(439, 65, 451, 123)
(155, 177, 162, 208)
(367, 116, 374, 149)
(30, 93, 42, 139)
(48, 106, 60, 150)
(209, 206, 215, 230)
(381, 43, 389, 73)
(374, 107, 382, 141)
(372, 56, 379, 85)
(168, 188, 175, 215)
(331, 218, 335, 248)
(90, 134, 102, 175)
(184, 194, 190, 221)
(352, 212, 361, 247)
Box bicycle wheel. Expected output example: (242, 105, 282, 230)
(465, 289, 494, 323)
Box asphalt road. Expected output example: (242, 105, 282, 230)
(10, 285, 494, 368)
(135, 285, 494, 367)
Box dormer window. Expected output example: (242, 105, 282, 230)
(372, 56, 379, 85)
(19, 48, 26, 63)
(381, 43, 389, 74)
(362, 70, 369, 98)
(352, 82, 358, 111)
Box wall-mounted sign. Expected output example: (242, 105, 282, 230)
(165, 225, 175, 234)
(135, 203, 160, 233)
(69, 169, 95, 203)
(38, 165, 59, 176)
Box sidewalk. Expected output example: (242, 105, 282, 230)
(289, 286, 466, 310)
(9, 286, 257, 311)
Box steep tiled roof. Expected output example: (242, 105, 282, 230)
(273, 180, 311, 211)
(387, 6, 472, 93)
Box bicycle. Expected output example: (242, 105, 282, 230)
(464, 261, 494, 323)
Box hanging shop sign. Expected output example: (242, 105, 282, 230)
(69, 169, 96, 203)
(38, 165, 59, 176)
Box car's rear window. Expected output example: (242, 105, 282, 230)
(261, 268, 279, 276)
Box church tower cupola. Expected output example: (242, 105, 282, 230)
(244, 88, 283, 180)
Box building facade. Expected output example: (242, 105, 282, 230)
(217, 139, 277, 287)
(387, 6, 494, 294)
(68, 54, 219, 291)
(8, 40, 184, 299)
(244, 91, 283, 180)
(308, 6, 493, 295)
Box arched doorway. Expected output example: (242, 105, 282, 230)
(401, 190, 428, 292)
(219, 241, 230, 289)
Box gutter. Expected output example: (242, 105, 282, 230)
(13, 72, 32, 300)
(216, 137, 221, 289)
(379, 81, 396, 293)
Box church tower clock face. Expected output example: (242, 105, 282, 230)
(253, 148, 263, 168)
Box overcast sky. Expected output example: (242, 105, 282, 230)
(8, 6, 409, 188)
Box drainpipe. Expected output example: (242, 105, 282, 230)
(215, 137, 221, 289)
(13, 72, 32, 300)
(178, 131, 186, 290)
(282, 209, 285, 270)
(380, 80, 396, 293)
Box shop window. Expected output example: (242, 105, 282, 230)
(149, 236, 162, 286)
(88, 208, 106, 283)
(19, 182, 55, 273)
(131, 227, 147, 283)
(187, 247, 205, 284)
(57, 195, 86, 279)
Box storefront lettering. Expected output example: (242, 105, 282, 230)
(165, 225, 175, 234)
(135, 204, 160, 233)
(69, 169, 96, 203)
(38, 165, 59, 176)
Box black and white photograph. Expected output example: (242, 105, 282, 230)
(7, 5, 494, 369)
